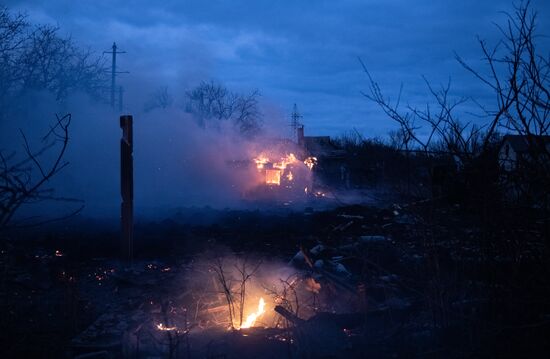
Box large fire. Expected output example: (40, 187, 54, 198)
(273, 153, 298, 171)
(252, 153, 316, 187)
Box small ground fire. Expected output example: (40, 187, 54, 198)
(240, 297, 266, 329)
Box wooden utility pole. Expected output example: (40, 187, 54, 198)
(120, 115, 134, 260)
(104, 42, 127, 108)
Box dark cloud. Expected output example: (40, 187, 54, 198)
(4, 0, 550, 136)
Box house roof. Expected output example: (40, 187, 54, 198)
(503, 135, 550, 153)
(303, 136, 345, 158)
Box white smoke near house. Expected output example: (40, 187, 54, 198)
(0, 85, 300, 221)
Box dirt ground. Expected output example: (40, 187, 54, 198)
(1, 202, 549, 358)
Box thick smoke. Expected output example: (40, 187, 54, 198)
(0, 83, 292, 221)
(0, 7, 301, 222)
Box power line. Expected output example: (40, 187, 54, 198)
(290, 103, 303, 131)
(104, 42, 129, 109)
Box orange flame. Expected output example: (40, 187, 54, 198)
(254, 154, 270, 169)
(273, 153, 298, 171)
(265, 169, 281, 185)
(240, 298, 266, 329)
(254, 153, 300, 186)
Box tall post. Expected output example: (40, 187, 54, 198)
(120, 115, 133, 261)
(290, 103, 303, 141)
(104, 42, 127, 109)
(111, 43, 117, 108)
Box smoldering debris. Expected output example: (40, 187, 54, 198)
(61, 252, 364, 358)
(59, 226, 419, 359)
(4, 200, 549, 358)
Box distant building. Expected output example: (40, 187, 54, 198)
(297, 126, 340, 157)
(297, 125, 348, 186)
(499, 135, 550, 172)
(498, 135, 550, 203)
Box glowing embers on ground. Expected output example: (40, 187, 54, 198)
(239, 297, 266, 329)
(156, 323, 178, 331)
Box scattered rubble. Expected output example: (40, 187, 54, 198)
(2, 202, 549, 358)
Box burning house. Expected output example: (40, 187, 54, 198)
(243, 124, 346, 202)
(247, 139, 316, 201)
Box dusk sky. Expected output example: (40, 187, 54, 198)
(5, 0, 550, 137)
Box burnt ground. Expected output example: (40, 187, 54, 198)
(1, 202, 549, 358)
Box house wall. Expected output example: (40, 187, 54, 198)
(499, 141, 518, 172)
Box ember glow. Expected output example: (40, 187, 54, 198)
(156, 323, 178, 331)
(304, 156, 317, 171)
(240, 297, 266, 329)
(286, 171, 293, 181)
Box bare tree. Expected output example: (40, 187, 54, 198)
(209, 257, 237, 329)
(0, 7, 28, 108)
(185, 80, 262, 136)
(0, 7, 108, 118)
(361, 64, 479, 163)
(18, 24, 107, 101)
(362, 2, 548, 162)
(362, 1, 550, 207)
(455, 1, 550, 199)
(0, 114, 82, 230)
(233, 89, 262, 136)
(209, 255, 262, 329)
(456, 2, 549, 144)
(0, 7, 27, 53)
(234, 257, 262, 328)
(387, 129, 408, 151)
(144, 86, 174, 112)
(265, 274, 301, 319)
